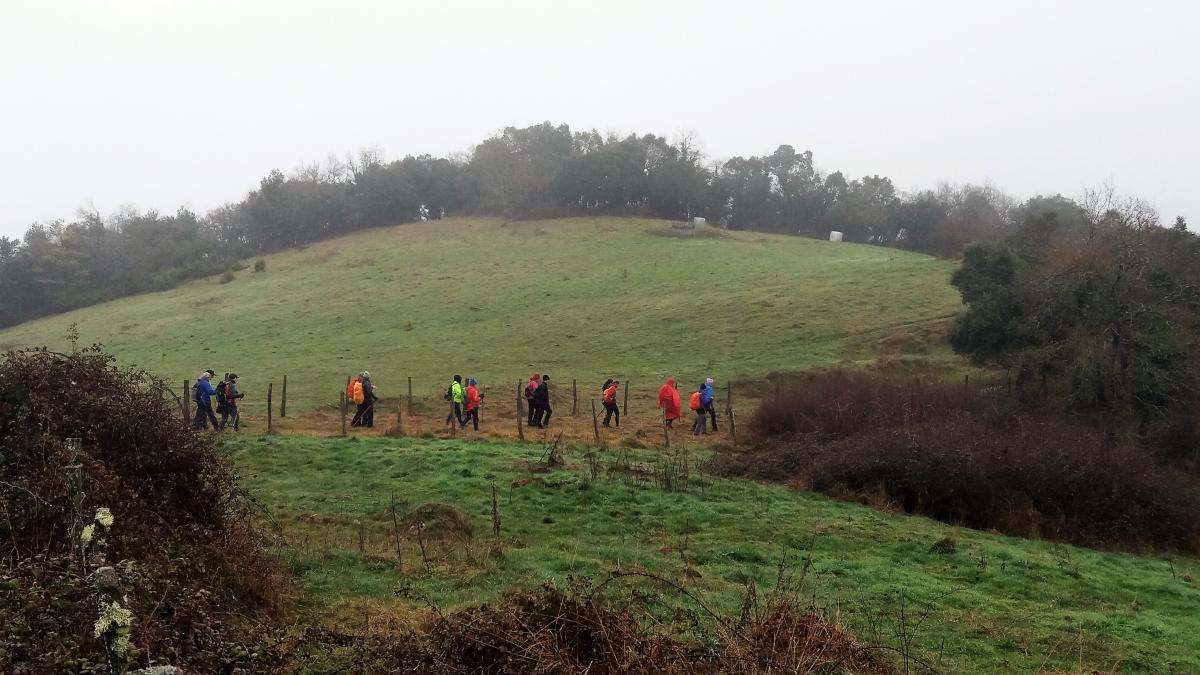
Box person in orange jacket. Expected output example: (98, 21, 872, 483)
(657, 377, 681, 428)
(462, 378, 483, 431)
(602, 378, 620, 428)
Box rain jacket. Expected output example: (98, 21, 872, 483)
(525, 374, 540, 401)
(194, 377, 216, 404)
(657, 378, 681, 421)
(465, 383, 481, 412)
(450, 380, 464, 404)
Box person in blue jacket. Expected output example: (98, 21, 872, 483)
(702, 377, 717, 432)
(191, 369, 219, 430)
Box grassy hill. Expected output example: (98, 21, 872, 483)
(0, 217, 960, 413)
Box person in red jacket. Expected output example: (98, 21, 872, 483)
(602, 378, 620, 428)
(657, 377, 681, 428)
(463, 378, 483, 431)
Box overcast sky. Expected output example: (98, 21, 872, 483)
(1, 0, 1196, 238)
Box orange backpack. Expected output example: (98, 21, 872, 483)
(689, 391, 702, 411)
(346, 376, 362, 402)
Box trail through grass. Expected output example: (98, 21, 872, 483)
(229, 435, 1200, 674)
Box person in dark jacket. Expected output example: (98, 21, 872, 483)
(218, 373, 245, 431)
(191, 369, 219, 430)
(357, 369, 376, 422)
(531, 374, 552, 428)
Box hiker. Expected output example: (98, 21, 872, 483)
(350, 371, 378, 428)
(602, 379, 620, 427)
(690, 383, 707, 435)
(349, 373, 364, 426)
(525, 372, 540, 427)
(462, 378, 482, 431)
(531, 374, 552, 428)
(360, 372, 378, 427)
(657, 377, 680, 428)
(217, 373, 245, 431)
(445, 375, 465, 426)
(702, 377, 717, 432)
(191, 369, 219, 430)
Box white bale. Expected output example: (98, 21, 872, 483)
(829, 231, 843, 243)
(693, 217, 706, 226)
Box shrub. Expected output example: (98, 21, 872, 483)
(219, 270, 236, 284)
(0, 348, 288, 672)
(253, 258, 266, 272)
(712, 370, 1200, 554)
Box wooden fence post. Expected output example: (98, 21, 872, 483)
(729, 407, 737, 447)
(591, 398, 600, 444)
(726, 380, 733, 415)
(340, 391, 348, 437)
(450, 401, 457, 438)
(396, 398, 403, 435)
(407, 376, 413, 415)
(572, 379, 578, 415)
(516, 380, 525, 441)
(662, 409, 670, 448)
(183, 379, 190, 424)
(267, 383, 274, 434)
(622, 381, 629, 417)
(281, 374, 287, 418)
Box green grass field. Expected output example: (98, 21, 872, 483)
(229, 435, 1200, 673)
(0, 217, 960, 412)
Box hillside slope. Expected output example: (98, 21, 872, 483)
(0, 217, 960, 412)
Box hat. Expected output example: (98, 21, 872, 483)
(706, 377, 714, 385)
(228, 373, 239, 380)
(468, 378, 477, 386)
(205, 369, 215, 376)
(454, 374, 462, 382)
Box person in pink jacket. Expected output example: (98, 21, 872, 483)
(657, 377, 681, 427)
(525, 372, 540, 427)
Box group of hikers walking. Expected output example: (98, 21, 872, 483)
(524, 373, 553, 428)
(190, 368, 719, 436)
(445, 375, 484, 430)
(190, 369, 245, 431)
(658, 377, 719, 435)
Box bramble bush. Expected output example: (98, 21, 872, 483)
(711, 370, 1200, 554)
(0, 347, 288, 672)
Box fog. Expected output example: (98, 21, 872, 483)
(1, 0, 1196, 236)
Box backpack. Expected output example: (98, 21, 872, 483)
(352, 380, 365, 405)
(215, 381, 229, 405)
(689, 391, 702, 411)
(444, 384, 454, 402)
(191, 381, 201, 403)
(346, 376, 361, 401)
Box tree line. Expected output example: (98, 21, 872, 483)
(0, 121, 1185, 328)
(950, 188, 1199, 461)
